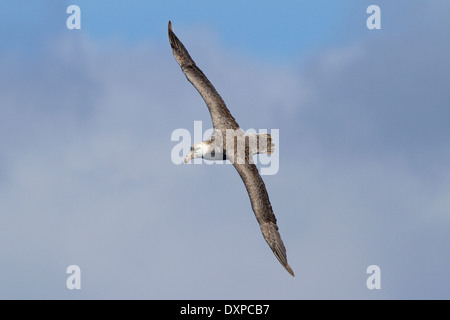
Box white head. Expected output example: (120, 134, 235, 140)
(184, 142, 209, 163)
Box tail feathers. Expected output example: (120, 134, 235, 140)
(258, 133, 275, 155)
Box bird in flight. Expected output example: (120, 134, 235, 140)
(168, 21, 294, 276)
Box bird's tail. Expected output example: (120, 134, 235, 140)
(257, 133, 275, 155)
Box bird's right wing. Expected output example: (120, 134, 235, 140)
(168, 21, 240, 131)
(233, 162, 295, 277)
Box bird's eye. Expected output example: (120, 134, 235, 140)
(190, 146, 194, 151)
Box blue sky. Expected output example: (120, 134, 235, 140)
(1, 1, 450, 299)
(1, 1, 373, 59)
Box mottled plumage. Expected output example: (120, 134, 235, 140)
(168, 21, 294, 277)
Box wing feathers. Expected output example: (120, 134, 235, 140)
(234, 163, 295, 277)
(169, 21, 294, 277)
(168, 21, 239, 130)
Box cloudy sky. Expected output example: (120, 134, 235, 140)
(1, 1, 449, 299)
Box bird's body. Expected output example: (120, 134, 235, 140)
(169, 21, 294, 277)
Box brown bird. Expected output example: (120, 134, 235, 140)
(168, 21, 294, 277)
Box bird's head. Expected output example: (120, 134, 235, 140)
(184, 142, 208, 163)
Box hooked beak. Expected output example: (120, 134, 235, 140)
(184, 150, 195, 163)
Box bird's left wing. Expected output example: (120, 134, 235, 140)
(168, 21, 239, 131)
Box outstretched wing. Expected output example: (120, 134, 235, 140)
(233, 162, 295, 277)
(168, 21, 239, 131)
(169, 21, 293, 276)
